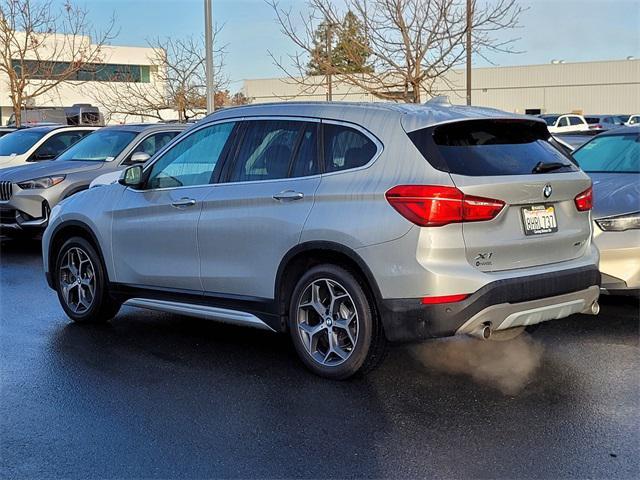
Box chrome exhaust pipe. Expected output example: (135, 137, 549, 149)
(468, 324, 492, 340)
(588, 301, 600, 315)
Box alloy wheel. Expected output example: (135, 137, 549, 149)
(296, 278, 359, 366)
(59, 247, 96, 314)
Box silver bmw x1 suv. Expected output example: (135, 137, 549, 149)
(43, 101, 600, 379)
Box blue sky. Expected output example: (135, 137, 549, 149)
(61, 0, 640, 90)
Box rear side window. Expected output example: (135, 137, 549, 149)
(230, 120, 302, 182)
(569, 116, 584, 126)
(291, 123, 320, 178)
(323, 123, 377, 173)
(408, 120, 578, 176)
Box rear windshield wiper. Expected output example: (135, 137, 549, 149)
(532, 161, 572, 174)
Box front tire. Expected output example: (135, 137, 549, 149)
(288, 264, 386, 379)
(55, 237, 120, 323)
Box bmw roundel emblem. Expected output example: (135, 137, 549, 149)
(543, 184, 552, 198)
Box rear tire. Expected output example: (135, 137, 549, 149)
(54, 237, 120, 323)
(288, 264, 386, 379)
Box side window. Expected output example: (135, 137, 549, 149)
(323, 123, 377, 172)
(147, 122, 235, 189)
(291, 123, 320, 178)
(557, 117, 569, 127)
(32, 131, 89, 160)
(124, 131, 179, 164)
(569, 116, 583, 126)
(229, 120, 302, 182)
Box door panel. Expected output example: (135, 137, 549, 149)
(111, 187, 209, 290)
(198, 118, 321, 299)
(110, 121, 237, 291)
(198, 177, 320, 298)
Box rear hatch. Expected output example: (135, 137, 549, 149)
(407, 119, 592, 272)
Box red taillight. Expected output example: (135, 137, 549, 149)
(385, 185, 504, 227)
(421, 294, 470, 305)
(574, 186, 593, 211)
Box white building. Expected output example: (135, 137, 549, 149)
(0, 33, 170, 125)
(242, 59, 640, 115)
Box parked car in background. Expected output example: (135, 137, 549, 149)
(43, 102, 600, 379)
(625, 114, 640, 126)
(540, 114, 590, 133)
(553, 133, 594, 151)
(6, 104, 104, 127)
(585, 115, 626, 132)
(572, 126, 640, 295)
(0, 123, 185, 236)
(0, 125, 96, 170)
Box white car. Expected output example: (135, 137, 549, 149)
(540, 114, 590, 134)
(0, 125, 96, 170)
(625, 115, 640, 126)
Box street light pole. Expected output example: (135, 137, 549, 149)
(466, 0, 472, 106)
(204, 0, 215, 113)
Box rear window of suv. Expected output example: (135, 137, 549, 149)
(407, 119, 578, 176)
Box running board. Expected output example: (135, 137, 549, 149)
(124, 298, 276, 332)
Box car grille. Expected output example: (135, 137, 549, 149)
(0, 208, 17, 224)
(0, 181, 12, 201)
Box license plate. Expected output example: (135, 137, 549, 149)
(521, 205, 558, 236)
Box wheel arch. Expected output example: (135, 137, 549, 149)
(46, 220, 108, 289)
(274, 241, 383, 330)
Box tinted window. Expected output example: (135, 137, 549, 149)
(569, 116, 584, 126)
(291, 123, 319, 177)
(573, 134, 640, 173)
(408, 120, 578, 176)
(56, 130, 137, 162)
(0, 129, 47, 155)
(148, 122, 235, 189)
(125, 131, 180, 164)
(32, 131, 90, 160)
(230, 120, 301, 182)
(585, 117, 600, 124)
(557, 117, 569, 127)
(323, 123, 377, 172)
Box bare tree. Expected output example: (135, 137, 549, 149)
(0, 0, 116, 125)
(269, 0, 524, 103)
(91, 34, 227, 123)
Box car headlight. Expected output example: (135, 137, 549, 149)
(17, 176, 65, 189)
(595, 212, 640, 232)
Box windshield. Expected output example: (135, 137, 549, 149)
(573, 133, 640, 173)
(540, 115, 559, 126)
(0, 129, 47, 155)
(56, 130, 137, 162)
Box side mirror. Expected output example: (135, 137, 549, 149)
(129, 151, 151, 164)
(119, 165, 144, 188)
(29, 151, 56, 162)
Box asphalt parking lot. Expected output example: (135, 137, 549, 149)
(1, 237, 639, 479)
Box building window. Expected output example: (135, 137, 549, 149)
(11, 60, 152, 83)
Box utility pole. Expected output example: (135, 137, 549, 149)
(466, 0, 472, 106)
(326, 23, 333, 102)
(204, 0, 215, 113)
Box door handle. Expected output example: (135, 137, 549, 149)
(273, 190, 304, 202)
(171, 197, 196, 208)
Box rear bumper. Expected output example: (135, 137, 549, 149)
(379, 265, 600, 342)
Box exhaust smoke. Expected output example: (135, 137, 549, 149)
(409, 333, 544, 395)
